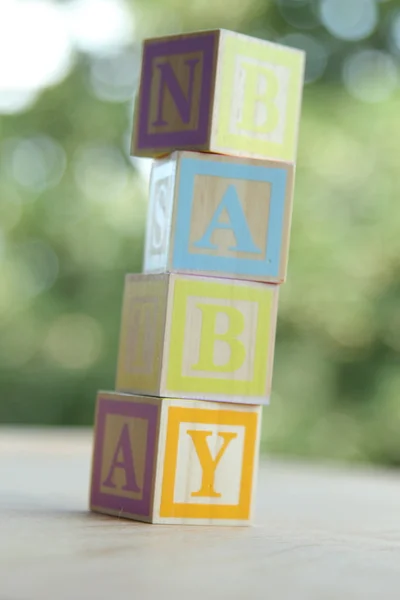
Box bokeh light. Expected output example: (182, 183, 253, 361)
(10, 239, 60, 300)
(319, 0, 378, 41)
(343, 49, 398, 102)
(72, 144, 130, 202)
(389, 10, 400, 54)
(0, 0, 135, 115)
(0, 189, 23, 233)
(0, 318, 41, 368)
(0, 0, 72, 113)
(3, 136, 67, 194)
(89, 49, 140, 103)
(279, 33, 328, 82)
(44, 313, 103, 369)
(276, 0, 320, 31)
(64, 0, 135, 54)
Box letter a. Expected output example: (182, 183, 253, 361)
(237, 62, 280, 134)
(193, 185, 261, 254)
(102, 423, 141, 492)
(192, 303, 246, 373)
(187, 430, 237, 498)
(152, 58, 199, 127)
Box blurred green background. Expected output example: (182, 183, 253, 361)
(1, 0, 399, 466)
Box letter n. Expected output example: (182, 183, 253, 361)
(152, 58, 199, 127)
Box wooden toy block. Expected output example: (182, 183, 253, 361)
(90, 391, 262, 525)
(144, 151, 295, 284)
(115, 272, 278, 405)
(131, 29, 305, 162)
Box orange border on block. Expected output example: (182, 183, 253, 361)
(160, 406, 258, 520)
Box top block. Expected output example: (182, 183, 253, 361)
(131, 29, 305, 162)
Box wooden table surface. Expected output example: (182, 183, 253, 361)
(1, 427, 399, 599)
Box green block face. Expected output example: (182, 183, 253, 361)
(214, 31, 305, 163)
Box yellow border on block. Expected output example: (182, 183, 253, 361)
(159, 406, 258, 519)
(166, 278, 273, 397)
(216, 34, 304, 161)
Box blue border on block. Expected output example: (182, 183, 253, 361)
(172, 158, 287, 278)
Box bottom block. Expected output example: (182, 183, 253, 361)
(89, 391, 262, 526)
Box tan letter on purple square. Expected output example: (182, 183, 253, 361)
(133, 32, 217, 155)
(90, 395, 159, 519)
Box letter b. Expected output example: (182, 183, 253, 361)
(237, 61, 280, 134)
(192, 303, 246, 373)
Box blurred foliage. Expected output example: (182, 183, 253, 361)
(1, 0, 400, 466)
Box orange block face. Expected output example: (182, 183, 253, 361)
(158, 405, 259, 522)
(90, 392, 262, 526)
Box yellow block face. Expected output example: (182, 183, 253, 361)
(166, 277, 277, 402)
(215, 32, 304, 162)
(159, 405, 259, 520)
(116, 277, 166, 393)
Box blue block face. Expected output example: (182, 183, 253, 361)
(172, 156, 292, 281)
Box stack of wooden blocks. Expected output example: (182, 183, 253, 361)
(89, 29, 305, 525)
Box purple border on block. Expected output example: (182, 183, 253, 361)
(137, 34, 216, 149)
(91, 397, 159, 517)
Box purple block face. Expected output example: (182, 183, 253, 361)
(136, 33, 217, 151)
(91, 397, 159, 518)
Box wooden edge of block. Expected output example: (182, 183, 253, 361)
(279, 161, 297, 282)
(209, 27, 226, 142)
(156, 390, 271, 405)
(157, 278, 170, 394)
(248, 403, 263, 522)
(148, 394, 163, 522)
(124, 272, 169, 284)
(114, 275, 137, 392)
(130, 93, 140, 157)
(222, 28, 307, 58)
(165, 153, 180, 273)
(88, 392, 101, 513)
(150, 397, 169, 521)
(159, 275, 175, 396)
(141, 28, 223, 47)
(114, 281, 128, 391)
(160, 268, 284, 285)
(265, 285, 280, 396)
(292, 58, 306, 160)
(175, 150, 294, 169)
(205, 28, 221, 154)
(166, 271, 280, 291)
(89, 505, 153, 524)
(94, 390, 162, 404)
